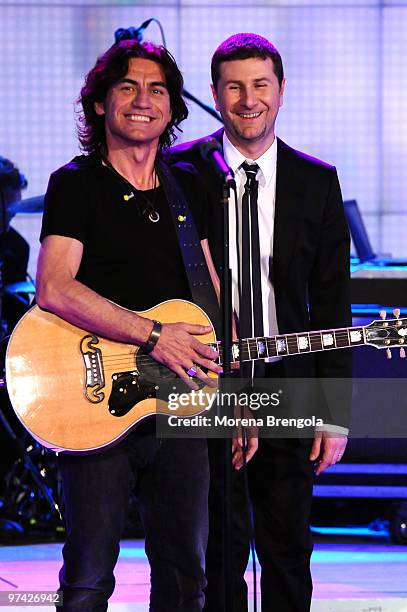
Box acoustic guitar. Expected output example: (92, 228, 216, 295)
(5, 300, 406, 452)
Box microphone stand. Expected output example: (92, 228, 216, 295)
(174, 49, 231, 607)
(218, 177, 235, 612)
(182, 89, 222, 123)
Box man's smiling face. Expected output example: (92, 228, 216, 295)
(95, 57, 172, 150)
(212, 57, 285, 156)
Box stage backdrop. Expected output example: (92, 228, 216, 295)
(0, 0, 406, 276)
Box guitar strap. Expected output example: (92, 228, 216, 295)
(156, 159, 221, 337)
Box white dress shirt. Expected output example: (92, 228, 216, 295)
(222, 133, 348, 436)
(223, 133, 279, 342)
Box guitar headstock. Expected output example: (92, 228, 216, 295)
(364, 309, 407, 358)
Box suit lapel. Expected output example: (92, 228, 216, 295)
(200, 128, 225, 203)
(273, 139, 305, 282)
(204, 129, 227, 268)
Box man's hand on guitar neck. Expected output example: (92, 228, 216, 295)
(151, 321, 222, 390)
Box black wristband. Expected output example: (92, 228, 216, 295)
(141, 320, 162, 354)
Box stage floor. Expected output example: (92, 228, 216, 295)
(1, 538, 407, 611)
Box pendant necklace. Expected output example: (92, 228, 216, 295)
(101, 155, 160, 223)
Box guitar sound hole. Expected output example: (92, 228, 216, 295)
(108, 356, 209, 418)
(136, 353, 206, 392)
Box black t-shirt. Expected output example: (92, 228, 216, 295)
(40, 155, 206, 312)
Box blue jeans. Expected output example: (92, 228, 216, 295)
(57, 423, 209, 611)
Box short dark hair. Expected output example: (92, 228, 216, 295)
(211, 33, 284, 90)
(78, 40, 188, 154)
(0, 156, 28, 191)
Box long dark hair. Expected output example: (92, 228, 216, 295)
(78, 40, 188, 154)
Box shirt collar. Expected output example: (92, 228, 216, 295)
(222, 132, 277, 188)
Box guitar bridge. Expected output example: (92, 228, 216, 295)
(81, 335, 105, 403)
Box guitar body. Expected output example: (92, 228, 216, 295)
(5, 299, 217, 453)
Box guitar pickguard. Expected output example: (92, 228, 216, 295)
(108, 353, 204, 417)
(108, 370, 156, 417)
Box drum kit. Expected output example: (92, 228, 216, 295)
(0, 194, 65, 540)
(0, 193, 43, 329)
(1, 195, 42, 304)
(6, 194, 44, 217)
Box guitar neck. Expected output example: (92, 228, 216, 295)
(208, 325, 366, 364)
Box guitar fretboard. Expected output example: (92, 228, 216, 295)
(208, 326, 366, 364)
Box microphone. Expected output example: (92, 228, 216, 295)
(114, 20, 154, 43)
(199, 139, 235, 187)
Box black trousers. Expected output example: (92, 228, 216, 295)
(204, 364, 314, 612)
(57, 424, 209, 611)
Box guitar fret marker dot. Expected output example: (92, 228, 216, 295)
(298, 336, 309, 350)
(350, 330, 362, 343)
(322, 334, 334, 347)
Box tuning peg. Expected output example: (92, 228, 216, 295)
(386, 348, 392, 359)
(400, 347, 406, 359)
(379, 310, 387, 320)
(393, 308, 401, 319)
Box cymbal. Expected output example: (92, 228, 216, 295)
(8, 195, 44, 215)
(4, 281, 36, 294)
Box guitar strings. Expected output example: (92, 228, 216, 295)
(83, 320, 400, 369)
(97, 329, 363, 369)
(99, 333, 371, 372)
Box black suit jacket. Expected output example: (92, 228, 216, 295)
(169, 129, 352, 427)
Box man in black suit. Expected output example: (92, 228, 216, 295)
(171, 33, 352, 612)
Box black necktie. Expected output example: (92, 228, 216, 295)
(240, 161, 265, 378)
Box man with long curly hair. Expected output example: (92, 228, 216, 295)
(36, 40, 222, 612)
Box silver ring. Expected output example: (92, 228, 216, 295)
(187, 366, 197, 377)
